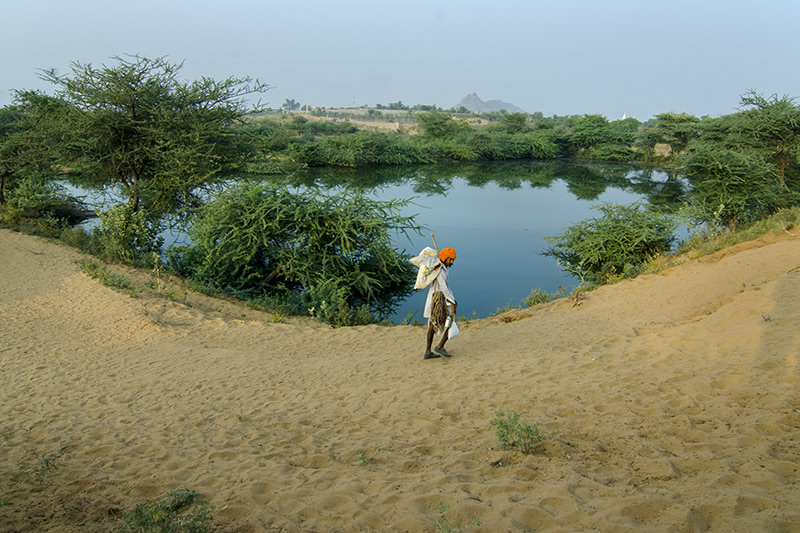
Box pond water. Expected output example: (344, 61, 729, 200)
(71, 160, 686, 323)
(272, 160, 686, 322)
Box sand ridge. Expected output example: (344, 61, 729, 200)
(1, 228, 798, 531)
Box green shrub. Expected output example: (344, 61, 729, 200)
(679, 143, 788, 227)
(94, 205, 164, 264)
(544, 202, 678, 283)
(585, 143, 637, 162)
(0, 178, 82, 237)
(121, 488, 211, 533)
(523, 130, 564, 159)
(416, 111, 471, 139)
(59, 226, 96, 252)
(288, 131, 433, 167)
(523, 288, 551, 307)
(168, 184, 418, 324)
(431, 140, 478, 161)
(492, 408, 546, 454)
(305, 279, 376, 327)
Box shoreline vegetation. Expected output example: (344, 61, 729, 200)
(1, 56, 799, 326)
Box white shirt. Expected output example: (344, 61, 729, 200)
(423, 263, 456, 318)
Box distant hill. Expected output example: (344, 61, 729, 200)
(455, 93, 526, 114)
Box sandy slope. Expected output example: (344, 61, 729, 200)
(0, 228, 798, 532)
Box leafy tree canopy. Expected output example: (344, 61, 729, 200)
(281, 98, 301, 111)
(169, 184, 420, 320)
(732, 90, 800, 183)
(568, 114, 611, 153)
(38, 55, 270, 217)
(0, 92, 70, 204)
(416, 111, 470, 139)
(499, 113, 530, 134)
(544, 202, 677, 283)
(678, 142, 787, 227)
(640, 112, 700, 157)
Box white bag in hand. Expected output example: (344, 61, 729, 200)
(449, 318, 459, 339)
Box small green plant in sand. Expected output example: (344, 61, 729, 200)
(357, 446, 381, 465)
(358, 449, 369, 465)
(426, 500, 481, 532)
(120, 488, 211, 533)
(400, 312, 421, 326)
(567, 282, 595, 308)
(492, 408, 546, 454)
(491, 302, 522, 316)
(427, 500, 454, 532)
(76, 257, 138, 297)
(145, 252, 181, 301)
(522, 288, 551, 307)
(19, 440, 68, 483)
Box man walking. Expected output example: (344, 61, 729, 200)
(423, 247, 457, 359)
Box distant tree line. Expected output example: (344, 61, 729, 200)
(258, 94, 800, 227)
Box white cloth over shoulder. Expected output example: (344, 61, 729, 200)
(409, 247, 441, 289)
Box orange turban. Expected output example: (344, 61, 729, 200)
(438, 247, 457, 262)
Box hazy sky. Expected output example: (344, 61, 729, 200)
(2, 0, 798, 120)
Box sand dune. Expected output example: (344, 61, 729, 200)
(1, 227, 798, 532)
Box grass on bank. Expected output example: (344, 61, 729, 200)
(76, 257, 139, 297)
(118, 488, 211, 533)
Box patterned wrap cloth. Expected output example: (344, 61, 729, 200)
(430, 291, 448, 332)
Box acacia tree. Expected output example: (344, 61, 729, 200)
(0, 92, 68, 205)
(0, 106, 28, 205)
(544, 202, 677, 283)
(638, 112, 700, 159)
(39, 55, 270, 218)
(499, 112, 530, 133)
(734, 90, 800, 186)
(679, 143, 781, 227)
(416, 111, 469, 138)
(281, 98, 300, 111)
(567, 114, 611, 154)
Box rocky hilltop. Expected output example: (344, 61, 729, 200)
(455, 92, 526, 113)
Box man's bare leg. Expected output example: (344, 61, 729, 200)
(437, 329, 449, 350)
(424, 323, 440, 359)
(434, 328, 451, 357)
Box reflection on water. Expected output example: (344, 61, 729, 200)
(275, 160, 686, 322)
(69, 159, 687, 323)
